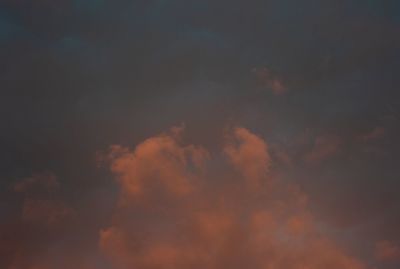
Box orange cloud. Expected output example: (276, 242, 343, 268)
(104, 128, 209, 203)
(375, 240, 400, 262)
(224, 127, 271, 189)
(100, 126, 367, 269)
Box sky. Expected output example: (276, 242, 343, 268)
(1, 1, 400, 269)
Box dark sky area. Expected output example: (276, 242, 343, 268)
(1, 1, 400, 269)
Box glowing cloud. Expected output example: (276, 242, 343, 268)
(100, 126, 366, 269)
(105, 128, 209, 202)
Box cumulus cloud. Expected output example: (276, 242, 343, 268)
(100, 126, 366, 269)
(224, 127, 271, 189)
(103, 127, 209, 204)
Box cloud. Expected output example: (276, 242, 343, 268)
(375, 240, 400, 262)
(304, 135, 342, 164)
(12, 172, 76, 227)
(21, 198, 75, 227)
(104, 127, 209, 203)
(358, 127, 385, 142)
(100, 126, 366, 269)
(253, 67, 287, 95)
(270, 144, 293, 167)
(13, 172, 60, 194)
(1, 172, 84, 269)
(224, 127, 271, 189)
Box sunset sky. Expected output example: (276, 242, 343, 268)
(1, 1, 400, 269)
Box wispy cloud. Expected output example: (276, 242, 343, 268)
(375, 240, 400, 262)
(304, 135, 342, 165)
(252, 67, 287, 95)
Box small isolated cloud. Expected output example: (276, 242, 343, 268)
(100, 126, 366, 269)
(253, 67, 287, 95)
(13, 171, 60, 194)
(12, 172, 76, 227)
(21, 198, 75, 227)
(2, 172, 82, 269)
(375, 240, 400, 262)
(304, 135, 342, 165)
(358, 127, 385, 142)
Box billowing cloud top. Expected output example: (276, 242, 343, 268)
(99, 127, 366, 269)
(1, 1, 400, 268)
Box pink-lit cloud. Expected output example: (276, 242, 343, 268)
(100, 126, 367, 269)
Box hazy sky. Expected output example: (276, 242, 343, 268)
(1, 1, 400, 269)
